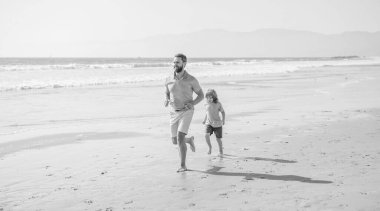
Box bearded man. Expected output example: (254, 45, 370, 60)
(164, 53, 204, 172)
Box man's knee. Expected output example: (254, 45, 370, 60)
(177, 132, 186, 143)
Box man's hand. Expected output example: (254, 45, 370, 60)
(184, 102, 194, 110)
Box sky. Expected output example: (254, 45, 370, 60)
(0, 0, 379, 57)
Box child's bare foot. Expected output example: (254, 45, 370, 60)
(188, 136, 195, 152)
(218, 152, 224, 157)
(207, 149, 211, 154)
(177, 166, 188, 172)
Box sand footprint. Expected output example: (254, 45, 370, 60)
(84, 199, 93, 204)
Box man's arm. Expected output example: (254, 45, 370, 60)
(164, 85, 170, 107)
(184, 89, 204, 110)
(192, 89, 204, 106)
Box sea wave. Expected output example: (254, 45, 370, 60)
(1, 56, 379, 92)
(0, 63, 136, 72)
(0, 60, 261, 72)
(0, 74, 166, 92)
(0, 56, 359, 72)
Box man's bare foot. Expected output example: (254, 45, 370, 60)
(188, 136, 195, 152)
(177, 166, 188, 172)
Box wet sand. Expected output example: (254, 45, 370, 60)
(1, 65, 380, 210)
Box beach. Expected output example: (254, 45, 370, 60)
(1, 61, 380, 210)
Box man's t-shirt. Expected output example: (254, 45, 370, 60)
(165, 71, 202, 111)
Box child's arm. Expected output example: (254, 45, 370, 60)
(202, 114, 207, 125)
(221, 110, 226, 125)
(219, 102, 225, 125)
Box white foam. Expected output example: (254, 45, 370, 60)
(1, 57, 379, 92)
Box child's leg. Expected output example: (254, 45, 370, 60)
(205, 133, 212, 154)
(215, 127, 223, 156)
(216, 138, 223, 155)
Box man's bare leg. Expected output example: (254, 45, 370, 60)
(172, 136, 186, 171)
(177, 132, 187, 172)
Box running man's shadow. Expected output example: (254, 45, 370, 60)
(192, 166, 332, 184)
(191, 153, 331, 184)
(222, 154, 297, 163)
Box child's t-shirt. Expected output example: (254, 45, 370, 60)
(205, 102, 224, 127)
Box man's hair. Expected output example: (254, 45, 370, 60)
(174, 53, 187, 63)
(205, 89, 219, 103)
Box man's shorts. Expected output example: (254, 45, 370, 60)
(205, 124, 223, 138)
(170, 109, 194, 137)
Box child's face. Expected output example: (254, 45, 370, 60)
(206, 96, 213, 103)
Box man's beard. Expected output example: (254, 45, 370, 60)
(174, 65, 184, 73)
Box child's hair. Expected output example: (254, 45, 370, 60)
(205, 89, 219, 103)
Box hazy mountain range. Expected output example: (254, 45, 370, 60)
(121, 29, 380, 57)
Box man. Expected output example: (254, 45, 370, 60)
(164, 53, 204, 172)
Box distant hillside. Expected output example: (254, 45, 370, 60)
(120, 29, 380, 57)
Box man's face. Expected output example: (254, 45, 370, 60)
(173, 57, 185, 73)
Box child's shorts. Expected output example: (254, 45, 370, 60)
(205, 125, 223, 138)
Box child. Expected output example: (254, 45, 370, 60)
(202, 89, 225, 156)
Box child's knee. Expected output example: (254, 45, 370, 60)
(205, 133, 210, 138)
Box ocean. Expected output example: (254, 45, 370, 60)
(1, 56, 379, 92)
